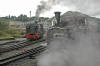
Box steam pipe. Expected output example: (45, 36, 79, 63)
(54, 12, 61, 26)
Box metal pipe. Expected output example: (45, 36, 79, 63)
(30, 11, 31, 23)
(54, 12, 61, 26)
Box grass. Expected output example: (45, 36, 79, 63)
(0, 36, 13, 39)
(0, 33, 20, 39)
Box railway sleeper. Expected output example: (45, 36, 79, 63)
(0, 46, 45, 65)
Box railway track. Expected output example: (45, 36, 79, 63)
(0, 46, 46, 66)
(0, 38, 46, 53)
(5, 57, 38, 66)
(0, 40, 19, 46)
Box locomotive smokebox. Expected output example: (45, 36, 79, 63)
(54, 12, 61, 26)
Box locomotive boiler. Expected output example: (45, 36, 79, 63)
(47, 11, 88, 45)
(25, 21, 44, 40)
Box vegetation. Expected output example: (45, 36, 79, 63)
(1, 14, 49, 22)
(16, 14, 30, 22)
(0, 14, 49, 38)
(0, 21, 21, 38)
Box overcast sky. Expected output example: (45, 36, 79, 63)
(0, 0, 67, 17)
(0, 0, 100, 18)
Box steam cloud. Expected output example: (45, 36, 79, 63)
(35, 0, 100, 66)
(37, 30, 100, 66)
(35, 0, 100, 18)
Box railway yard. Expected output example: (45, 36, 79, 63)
(0, 0, 100, 65)
(0, 37, 47, 66)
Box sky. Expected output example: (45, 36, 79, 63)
(0, 0, 66, 17)
(0, 0, 100, 18)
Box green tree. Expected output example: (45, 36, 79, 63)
(11, 16, 16, 19)
(39, 17, 49, 21)
(16, 14, 29, 22)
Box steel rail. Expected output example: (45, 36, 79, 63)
(0, 46, 46, 65)
(0, 38, 46, 53)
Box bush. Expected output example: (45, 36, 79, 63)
(0, 31, 6, 36)
(0, 21, 22, 37)
(6, 29, 21, 36)
(0, 29, 21, 37)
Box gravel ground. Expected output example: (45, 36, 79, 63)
(3, 42, 46, 66)
(5, 57, 37, 66)
(15, 38, 26, 41)
(5, 49, 44, 66)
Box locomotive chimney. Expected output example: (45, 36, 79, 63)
(54, 11, 61, 26)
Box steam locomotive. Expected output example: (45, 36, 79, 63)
(47, 12, 88, 45)
(25, 21, 44, 40)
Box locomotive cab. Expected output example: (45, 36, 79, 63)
(47, 11, 88, 45)
(47, 12, 69, 45)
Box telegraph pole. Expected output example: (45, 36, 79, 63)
(30, 11, 31, 23)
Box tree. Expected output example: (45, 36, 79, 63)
(11, 16, 16, 19)
(16, 14, 29, 22)
(39, 17, 49, 21)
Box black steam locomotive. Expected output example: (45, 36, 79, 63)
(25, 21, 44, 40)
(47, 12, 88, 45)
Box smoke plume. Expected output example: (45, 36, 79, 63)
(35, 0, 59, 19)
(35, 0, 100, 18)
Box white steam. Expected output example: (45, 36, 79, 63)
(35, 0, 100, 65)
(37, 29, 100, 66)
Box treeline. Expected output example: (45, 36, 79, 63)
(1, 14, 50, 22)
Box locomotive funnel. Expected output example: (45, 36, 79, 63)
(54, 12, 61, 26)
